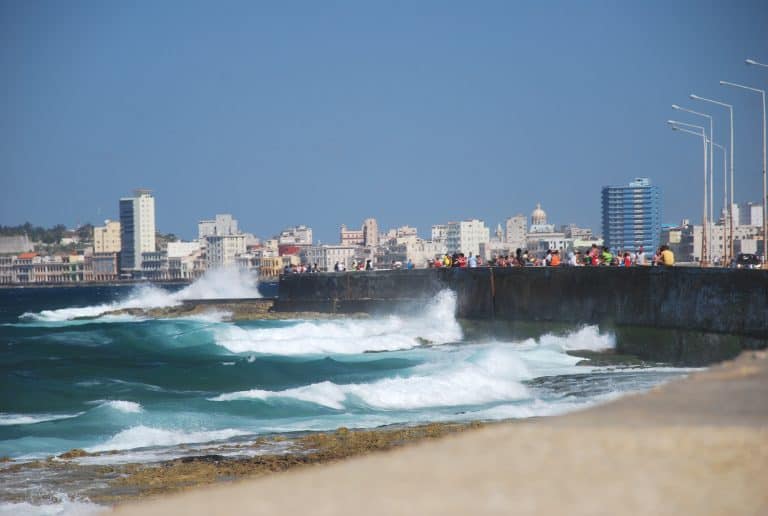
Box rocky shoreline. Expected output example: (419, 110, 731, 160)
(0, 422, 483, 507)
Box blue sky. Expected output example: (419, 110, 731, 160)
(1, 1, 767, 242)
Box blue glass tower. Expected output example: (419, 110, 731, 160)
(601, 178, 661, 253)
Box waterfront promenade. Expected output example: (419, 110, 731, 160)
(115, 350, 768, 515)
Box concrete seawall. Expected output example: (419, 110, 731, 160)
(276, 267, 768, 364)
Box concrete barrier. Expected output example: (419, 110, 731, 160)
(276, 267, 768, 364)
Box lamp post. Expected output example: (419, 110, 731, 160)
(720, 80, 767, 265)
(690, 94, 735, 263)
(710, 141, 728, 265)
(668, 120, 709, 266)
(744, 59, 768, 262)
(672, 105, 715, 260)
(746, 58, 768, 69)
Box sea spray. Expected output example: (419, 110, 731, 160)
(19, 267, 260, 323)
(213, 289, 462, 355)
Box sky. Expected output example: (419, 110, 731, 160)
(1, 0, 767, 242)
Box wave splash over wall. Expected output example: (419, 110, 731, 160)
(20, 267, 260, 322)
(214, 290, 462, 355)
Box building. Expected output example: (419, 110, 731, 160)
(119, 190, 156, 272)
(166, 241, 202, 258)
(278, 225, 313, 246)
(431, 225, 447, 244)
(206, 234, 246, 269)
(601, 178, 661, 253)
(93, 220, 121, 253)
(304, 245, 357, 271)
(680, 222, 762, 264)
(0, 235, 33, 255)
(340, 224, 364, 247)
(504, 215, 527, 250)
(446, 220, 490, 258)
(733, 202, 764, 228)
(198, 214, 239, 239)
(363, 218, 379, 247)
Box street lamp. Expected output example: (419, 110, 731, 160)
(721, 80, 767, 264)
(672, 104, 715, 259)
(746, 59, 768, 69)
(690, 94, 735, 263)
(668, 120, 709, 266)
(710, 141, 728, 265)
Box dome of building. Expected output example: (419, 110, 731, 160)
(531, 203, 547, 226)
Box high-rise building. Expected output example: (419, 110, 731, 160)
(446, 219, 490, 258)
(119, 190, 156, 271)
(93, 220, 121, 253)
(601, 178, 661, 253)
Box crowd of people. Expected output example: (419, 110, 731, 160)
(282, 245, 675, 275)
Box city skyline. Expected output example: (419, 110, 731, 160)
(2, 2, 768, 243)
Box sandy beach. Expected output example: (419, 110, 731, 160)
(113, 350, 768, 516)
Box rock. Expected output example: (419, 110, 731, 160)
(58, 448, 89, 459)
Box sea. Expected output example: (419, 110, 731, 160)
(0, 268, 696, 515)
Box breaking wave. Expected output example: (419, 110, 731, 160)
(85, 425, 249, 453)
(214, 290, 461, 355)
(212, 345, 532, 410)
(19, 267, 259, 323)
(0, 412, 84, 427)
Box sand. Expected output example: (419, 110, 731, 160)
(114, 351, 768, 516)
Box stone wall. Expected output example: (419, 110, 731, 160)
(277, 267, 768, 339)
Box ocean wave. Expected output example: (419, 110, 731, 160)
(213, 290, 462, 355)
(211, 345, 531, 410)
(85, 425, 250, 453)
(95, 400, 144, 413)
(0, 412, 84, 427)
(18, 267, 259, 323)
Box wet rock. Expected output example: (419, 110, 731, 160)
(58, 449, 90, 459)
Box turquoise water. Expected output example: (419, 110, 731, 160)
(0, 276, 694, 513)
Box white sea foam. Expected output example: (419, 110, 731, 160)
(212, 345, 531, 410)
(0, 412, 84, 426)
(86, 425, 249, 453)
(0, 496, 105, 516)
(214, 290, 462, 355)
(19, 267, 259, 323)
(98, 400, 143, 413)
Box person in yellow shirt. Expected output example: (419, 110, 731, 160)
(659, 245, 675, 266)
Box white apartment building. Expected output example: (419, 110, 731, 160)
(446, 219, 490, 258)
(682, 223, 762, 263)
(167, 241, 202, 258)
(504, 215, 526, 250)
(198, 214, 239, 239)
(93, 220, 121, 253)
(206, 234, 246, 269)
(278, 225, 313, 245)
(119, 190, 156, 271)
(431, 224, 447, 243)
(733, 202, 764, 227)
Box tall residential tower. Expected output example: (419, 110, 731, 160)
(119, 190, 156, 271)
(601, 178, 661, 253)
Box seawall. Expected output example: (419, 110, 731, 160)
(276, 267, 768, 364)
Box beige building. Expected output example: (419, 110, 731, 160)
(340, 225, 364, 246)
(363, 218, 379, 247)
(93, 220, 121, 253)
